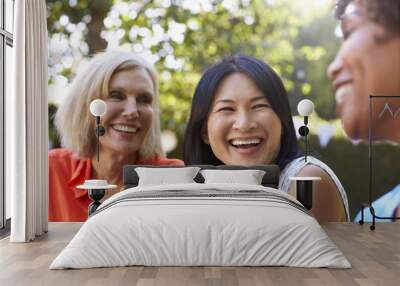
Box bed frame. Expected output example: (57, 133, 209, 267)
(123, 164, 280, 189)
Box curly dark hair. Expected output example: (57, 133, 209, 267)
(335, 0, 400, 34)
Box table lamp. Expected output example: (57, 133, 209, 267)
(297, 99, 314, 162)
(89, 99, 107, 162)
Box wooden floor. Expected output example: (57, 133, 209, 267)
(0, 222, 399, 286)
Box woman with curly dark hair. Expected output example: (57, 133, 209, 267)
(328, 0, 400, 221)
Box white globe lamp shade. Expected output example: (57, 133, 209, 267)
(90, 99, 107, 117)
(161, 130, 178, 153)
(297, 99, 314, 116)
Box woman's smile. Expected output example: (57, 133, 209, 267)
(228, 137, 264, 154)
(110, 124, 139, 134)
(334, 84, 353, 117)
(108, 124, 141, 140)
(205, 73, 282, 166)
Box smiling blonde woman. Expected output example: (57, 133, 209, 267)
(49, 51, 183, 222)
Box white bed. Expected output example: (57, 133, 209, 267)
(50, 183, 351, 269)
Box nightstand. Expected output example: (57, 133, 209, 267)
(289, 176, 321, 210)
(77, 180, 117, 216)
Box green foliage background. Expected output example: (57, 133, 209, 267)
(46, 0, 399, 219)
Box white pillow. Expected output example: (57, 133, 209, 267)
(136, 167, 201, 186)
(200, 169, 266, 185)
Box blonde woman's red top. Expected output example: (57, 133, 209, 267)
(49, 148, 184, 222)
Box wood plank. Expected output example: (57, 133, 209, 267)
(0, 222, 399, 286)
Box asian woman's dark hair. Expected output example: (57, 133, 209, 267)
(183, 55, 300, 169)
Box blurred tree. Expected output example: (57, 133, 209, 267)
(48, 103, 61, 149)
(290, 14, 341, 119)
(47, 0, 112, 54)
(47, 0, 341, 156)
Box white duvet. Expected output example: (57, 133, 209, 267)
(50, 183, 351, 269)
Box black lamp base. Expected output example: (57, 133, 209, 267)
(298, 124, 309, 163)
(88, 189, 105, 216)
(296, 180, 313, 210)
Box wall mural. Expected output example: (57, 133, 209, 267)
(46, 0, 400, 222)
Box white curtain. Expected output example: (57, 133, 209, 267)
(6, 0, 48, 242)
